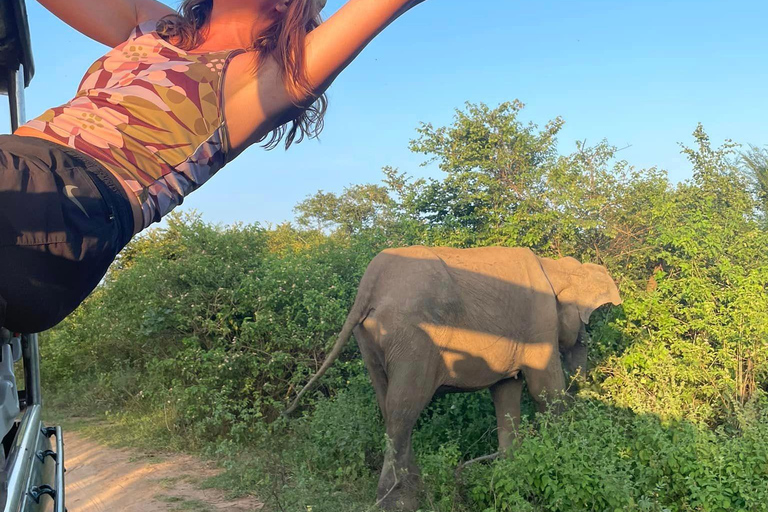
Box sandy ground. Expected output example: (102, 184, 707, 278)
(64, 431, 264, 512)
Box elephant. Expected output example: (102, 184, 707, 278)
(286, 245, 622, 510)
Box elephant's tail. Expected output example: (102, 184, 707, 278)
(283, 307, 363, 416)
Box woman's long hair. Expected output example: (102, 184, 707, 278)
(157, 0, 327, 150)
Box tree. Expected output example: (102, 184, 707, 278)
(402, 100, 563, 245)
(741, 144, 768, 215)
(294, 184, 395, 235)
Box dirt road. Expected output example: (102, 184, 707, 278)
(64, 432, 263, 512)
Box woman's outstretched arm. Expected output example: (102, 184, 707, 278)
(35, 0, 174, 47)
(224, 0, 428, 154)
(304, 0, 426, 97)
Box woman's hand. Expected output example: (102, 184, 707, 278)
(36, 0, 173, 47)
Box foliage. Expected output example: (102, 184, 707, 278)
(42, 101, 768, 510)
(44, 212, 379, 445)
(294, 184, 396, 235)
(466, 397, 768, 512)
(742, 144, 768, 218)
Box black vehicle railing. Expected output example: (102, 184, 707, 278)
(0, 0, 34, 131)
(0, 1, 65, 511)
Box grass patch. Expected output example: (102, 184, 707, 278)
(155, 476, 187, 489)
(155, 495, 185, 503)
(171, 498, 211, 511)
(155, 495, 211, 511)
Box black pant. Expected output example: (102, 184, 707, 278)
(0, 135, 134, 332)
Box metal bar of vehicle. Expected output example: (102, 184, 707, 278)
(1, 0, 33, 131)
(1, 1, 66, 511)
(6, 66, 25, 131)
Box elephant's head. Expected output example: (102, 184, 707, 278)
(537, 256, 623, 378)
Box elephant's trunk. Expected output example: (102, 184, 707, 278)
(564, 341, 587, 377)
(564, 325, 589, 390)
(283, 307, 363, 415)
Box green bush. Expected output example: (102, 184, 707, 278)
(300, 368, 385, 481)
(466, 397, 768, 512)
(42, 213, 378, 444)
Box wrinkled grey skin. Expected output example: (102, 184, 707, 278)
(286, 246, 622, 510)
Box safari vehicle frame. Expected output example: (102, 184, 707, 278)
(0, 1, 65, 511)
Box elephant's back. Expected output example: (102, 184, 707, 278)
(430, 246, 554, 329)
(364, 246, 464, 322)
(362, 246, 552, 327)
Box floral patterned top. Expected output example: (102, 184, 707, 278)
(23, 22, 244, 234)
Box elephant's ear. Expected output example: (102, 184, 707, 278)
(538, 256, 623, 324)
(576, 263, 623, 324)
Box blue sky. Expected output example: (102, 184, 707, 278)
(3, 0, 767, 227)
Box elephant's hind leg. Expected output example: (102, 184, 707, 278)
(490, 377, 524, 453)
(355, 324, 389, 423)
(377, 345, 439, 510)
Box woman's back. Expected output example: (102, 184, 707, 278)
(20, 22, 244, 232)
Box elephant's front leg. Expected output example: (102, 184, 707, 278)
(377, 360, 436, 511)
(489, 377, 524, 452)
(523, 344, 567, 414)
